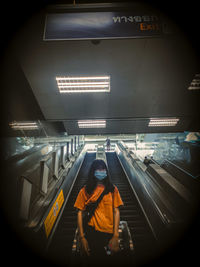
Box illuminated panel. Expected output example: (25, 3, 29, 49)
(148, 118, 179, 127)
(78, 120, 106, 128)
(56, 76, 110, 93)
(9, 121, 39, 130)
(188, 74, 200, 90)
(44, 189, 64, 238)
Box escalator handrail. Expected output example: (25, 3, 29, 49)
(116, 144, 182, 226)
(164, 159, 200, 179)
(123, 147, 195, 203)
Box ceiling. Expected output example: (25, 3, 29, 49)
(2, 1, 200, 136)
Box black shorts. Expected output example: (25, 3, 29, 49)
(85, 225, 113, 258)
(83, 226, 131, 267)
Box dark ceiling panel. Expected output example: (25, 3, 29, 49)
(4, 2, 200, 135)
(2, 53, 45, 122)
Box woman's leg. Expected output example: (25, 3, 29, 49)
(85, 226, 112, 262)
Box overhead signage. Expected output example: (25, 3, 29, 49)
(44, 189, 64, 238)
(44, 11, 163, 40)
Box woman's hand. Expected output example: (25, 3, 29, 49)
(109, 236, 120, 254)
(80, 237, 90, 256)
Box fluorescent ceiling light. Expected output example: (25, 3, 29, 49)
(57, 76, 109, 80)
(148, 118, 179, 127)
(78, 120, 106, 128)
(56, 76, 110, 93)
(188, 74, 200, 90)
(9, 121, 39, 130)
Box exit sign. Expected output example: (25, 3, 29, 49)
(44, 11, 163, 41)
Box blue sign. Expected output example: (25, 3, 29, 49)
(44, 12, 163, 40)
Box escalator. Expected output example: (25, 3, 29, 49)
(47, 152, 157, 266)
(47, 152, 96, 265)
(106, 153, 157, 260)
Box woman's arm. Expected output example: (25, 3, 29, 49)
(77, 210, 85, 238)
(77, 210, 90, 256)
(109, 207, 120, 253)
(113, 207, 120, 237)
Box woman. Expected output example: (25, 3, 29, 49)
(74, 159, 124, 263)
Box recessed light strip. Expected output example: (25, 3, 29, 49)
(148, 118, 179, 127)
(56, 76, 110, 93)
(9, 122, 39, 130)
(60, 89, 108, 93)
(78, 120, 106, 123)
(149, 124, 177, 127)
(78, 120, 106, 128)
(56, 76, 110, 80)
(79, 124, 106, 128)
(188, 74, 200, 90)
(149, 121, 179, 124)
(59, 85, 108, 88)
(58, 82, 109, 86)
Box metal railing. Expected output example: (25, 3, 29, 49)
(164, 159, 200, 179)
(116, 142, 185, 227)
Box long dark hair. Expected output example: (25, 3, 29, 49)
(85, 159, 115, 195)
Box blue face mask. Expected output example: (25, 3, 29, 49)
(94, 170, 107, 180)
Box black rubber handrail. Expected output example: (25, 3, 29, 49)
(116, 144, 182, 226)
(164, 159, 200, 179)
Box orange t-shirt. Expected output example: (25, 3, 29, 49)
(74, 184, 124, 234)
